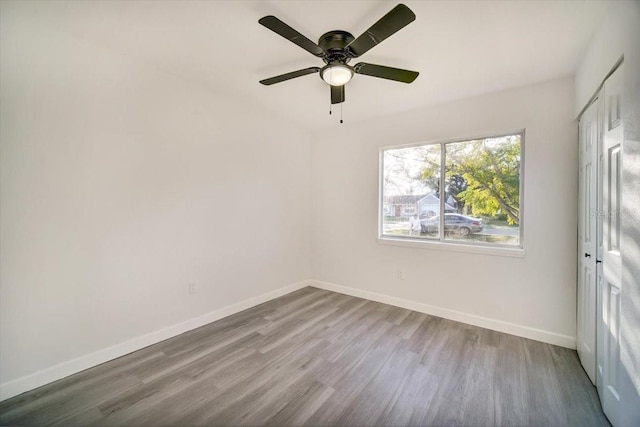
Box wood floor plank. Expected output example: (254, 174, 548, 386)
(421, 324, 480, 426)
(523, 338, 571, 426)
(548, 345, 611, 426)
(396, 311, 428, 340)
(376, 359, 439, 426)
(315, 320, 396, 386)
(335, 340, 420, 426)
(264, 380, 335, 426)
(0, 287, 610, 427)
(492, 333, 529, 426)
(304, 331, 404, 425)
(405, 314, 442, 355)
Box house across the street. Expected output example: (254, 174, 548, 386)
(383, 193, 456, 218)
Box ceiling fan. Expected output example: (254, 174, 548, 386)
(258, 3, 419, 106)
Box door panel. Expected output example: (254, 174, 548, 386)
(599, 64, 623, 427)
(596, 137, 605, 390)
(607, 146, 621, 251)
(607, 283, 620, 397)
(577, 97, 598, 383)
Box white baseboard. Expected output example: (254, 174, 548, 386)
(0, 280, 310, 402)
(310, 280, 576, 349)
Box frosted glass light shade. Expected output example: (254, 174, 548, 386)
(321, 65, 353, 86)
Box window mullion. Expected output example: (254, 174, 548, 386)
(439, 142, 445, 241)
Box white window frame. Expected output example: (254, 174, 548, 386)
(378, 130, 526, 257)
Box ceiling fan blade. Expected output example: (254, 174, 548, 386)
(347, 4, 416, 57)
(331, 85, 345, 104)
(259, 67, 321, 85)
(259, 16, 324, 57)
(354, 62, 419, 83)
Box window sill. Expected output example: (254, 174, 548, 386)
(377, 236, 525, 258)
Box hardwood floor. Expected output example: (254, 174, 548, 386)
(0, 287, 609, 426)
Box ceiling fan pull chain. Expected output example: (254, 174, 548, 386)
(329, 102, 332, 115)
(340, 103, 343, 124)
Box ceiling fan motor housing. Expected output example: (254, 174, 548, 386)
(318, 31, 355, 64)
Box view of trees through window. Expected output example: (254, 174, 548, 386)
(382, 133, 522, 246)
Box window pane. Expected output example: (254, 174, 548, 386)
(382, 145, 441, 239)
(444, 135, 521, 245)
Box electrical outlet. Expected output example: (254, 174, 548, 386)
(397, 269, 404, 280)
(188, 282, 197, 295)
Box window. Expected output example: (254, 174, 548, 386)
(380, 132, 523, 250)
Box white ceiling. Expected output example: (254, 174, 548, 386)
(10, 0, 610, 130)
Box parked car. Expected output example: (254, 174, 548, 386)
(420, 214, 483, 236)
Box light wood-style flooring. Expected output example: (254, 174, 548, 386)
(0, 287, 609, 426)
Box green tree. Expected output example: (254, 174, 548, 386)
(418, 155, 441, 193)
(418, 155, 468, 210)
(446, 173, 468, 210)
(453, 137, 520, 224)
(420, 136, 521, 225)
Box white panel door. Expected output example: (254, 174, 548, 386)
(577, 97, 598, 384)
(598, 64, 623, 427)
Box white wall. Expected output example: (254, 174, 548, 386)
(575, 2, 640, 425)
(311, 77, 578, 344)
(0, 5, 311, 397)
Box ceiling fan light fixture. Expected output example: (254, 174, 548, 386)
(321, 64, 353, 86)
